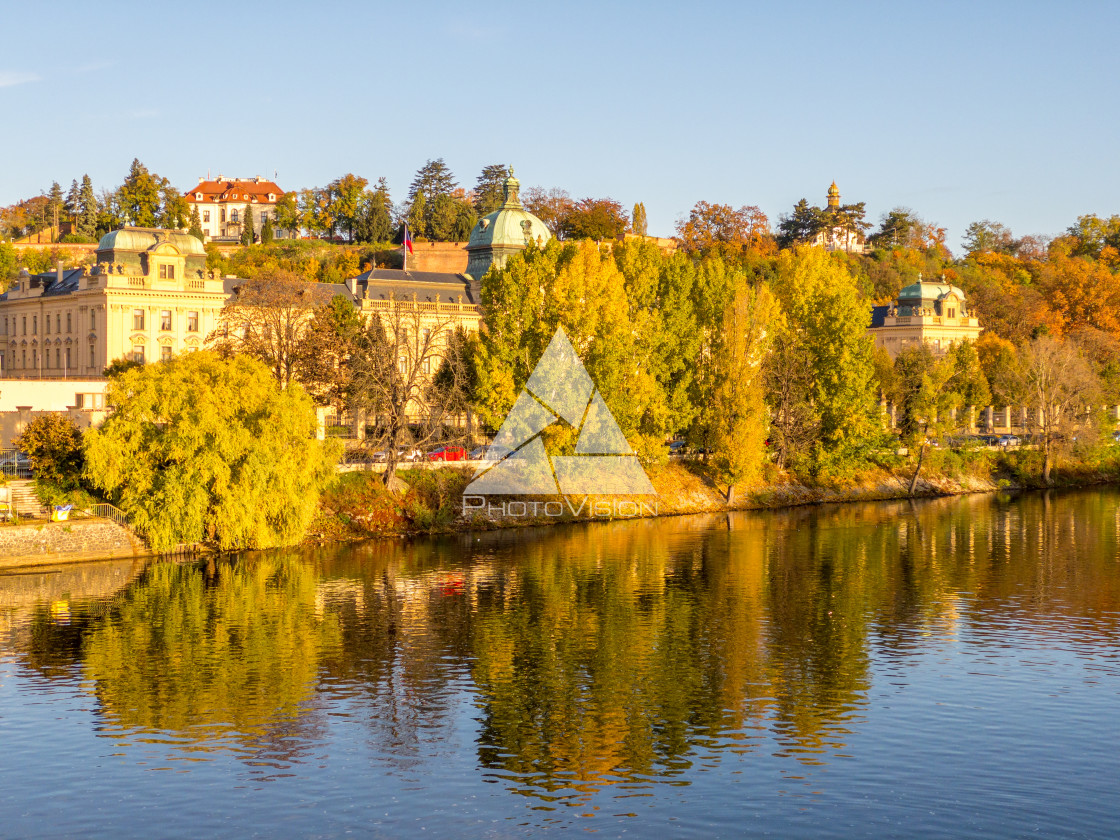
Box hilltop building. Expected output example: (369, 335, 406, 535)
(0, 228, 232, 378)
(811, 181, 868, 254)
(184, 176, 288, 242)
(869, 275, 982, 357)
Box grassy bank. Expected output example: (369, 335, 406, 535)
(307, 446, 1120, 542)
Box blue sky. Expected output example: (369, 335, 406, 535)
(2, 0, 1117, 252)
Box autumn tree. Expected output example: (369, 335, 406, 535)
(522, 186, 574, 235)
(13, 414, 85, 490)
(83, 352, 338, 551)
(710, 282, 779, 503)
(1019, 336, 1100, 484)
(559, 198, 628, 241)
(349, 300, 466, 484)
(473, 164, 511, 216)
(294, 294, 362, 411)
(676, 201, 774, 258)
(210, 268, 325, 386)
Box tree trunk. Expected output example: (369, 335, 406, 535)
(908, 442, 927, 497)
(726, 483, 735, 505)
(1043, 438, 1052, 486)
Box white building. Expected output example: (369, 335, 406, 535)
(184, 176, 288, 242)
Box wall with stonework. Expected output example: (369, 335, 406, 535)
(0, 519, 144, 569)
(407, 242, 468, 273)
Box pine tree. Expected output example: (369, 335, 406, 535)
(407, 159, 457, 238)
(189, 205, 205, 243)
(65, 180, 81, 224)
(115, 159, 164, 228)
(261, 214, 274, 245)
(473, 164, 510, 216)
(47, 181, 64, 239)
(77, 175, 99, 239)
(241, 203, 255, 245)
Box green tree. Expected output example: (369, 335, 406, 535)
(260, 213, 274, 244)
(240, 203, 255, 245)
(46, 181, 63, 237)
(407, 158, 458, 239)
(64, 180, 81, 223)
(188, 205, 205, 242)
(631, 201, 648, 236)
(327, 173, 369, 241)
(710, 282, 779, 502)
(962, 219, 1018, 256)
(871, 207, 921, 250)
(772, 247, 880, 476)
(77, 175, 99, 239)
(159, 185, 189, 229)
(473, 164, 511, 216)
(274, 191, 301, 235)
(13, 414, 85, 490)
(355, 178, 392, 243)
(776, 199, 822, 249)
(83, 351, 338, 551)
(115, 159, 164, 227)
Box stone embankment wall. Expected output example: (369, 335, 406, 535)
(0, 519, 144, 569)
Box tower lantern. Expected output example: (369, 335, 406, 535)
(827, 181, 841, 209)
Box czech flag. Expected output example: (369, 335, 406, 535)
(404, 224, 414, 255)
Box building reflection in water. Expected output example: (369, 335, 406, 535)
(3, 488, 1118, 800)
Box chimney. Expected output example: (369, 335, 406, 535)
(56, 260, 64, 284)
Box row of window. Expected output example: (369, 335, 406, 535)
(127, 345, 177, 364)
(201, 210, 272, 224)
(131, 310, 200, 332)
(5, 311, 96, 337)
(6, 346, 91, 371)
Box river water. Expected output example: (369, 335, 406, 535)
(1, 488, 1118, 838)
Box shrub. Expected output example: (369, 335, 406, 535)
(13, 414, 85, 489)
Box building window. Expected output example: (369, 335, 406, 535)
(91, 311, 96, 331)
(160, 345, 172, 362)
(55, 349, 60, 368)
(220, 208, 226, 223)
(131, 345, 146, 364)
(89, 343, 96, 368)
(203, 211, 210, 223)
(231, 210, 239, 223)
(160, 310, 172, 331)
(32, 315, 37, 334)
(159, 264, 176, 279)
(66, 312, 72, 333)
(133, 309, 145, 331)
(46, 315, 50, 335)
(56, 313, 61, 333)
(187, 311, 199, 332)
(65, 347, 71, 370)
(22, 316, 26, 335)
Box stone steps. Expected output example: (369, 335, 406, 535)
(3, 480, 48, 519)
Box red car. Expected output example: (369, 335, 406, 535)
(427, 445, 469, 462)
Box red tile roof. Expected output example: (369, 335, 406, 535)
(185, 178, 284, 204)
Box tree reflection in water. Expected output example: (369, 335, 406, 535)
(5, 488, 1119, 802)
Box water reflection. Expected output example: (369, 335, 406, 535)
(3, 488, 1119, 806)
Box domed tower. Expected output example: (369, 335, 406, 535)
(827, 181, 841, 209)
(465, 169, 552, 280)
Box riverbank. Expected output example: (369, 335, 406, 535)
(308, 448, 1120, 542)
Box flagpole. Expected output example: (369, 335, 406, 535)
(403, 223, 408, 272)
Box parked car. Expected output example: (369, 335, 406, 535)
(427, 445, 469, 462)
(0, 451, 31, 476)
(667, 439, 687, 455)
(997, 434, 1020, 448)
(469, 445, 512, 461)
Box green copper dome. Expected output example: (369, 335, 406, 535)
(466, 170, 551, 279)
(97, 227, 206, 256)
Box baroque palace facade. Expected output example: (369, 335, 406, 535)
(0, 228, 232, 378)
